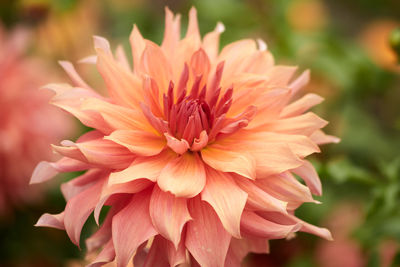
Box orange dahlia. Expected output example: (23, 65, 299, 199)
(32, 7, 339, 266)
(0, 26, 71, 215)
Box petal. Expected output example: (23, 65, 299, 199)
(186, 197, 231, 267)
(105, 130, 166, 157)
(201, 168, 247, 238)
(58, 61, 90, 89)
(289, 69, 310, 95)
(292, 161, 322, 196)
(87, 239, 116, 267)
(129, 25, 146, 74)
(94, 180, 152, 224)
(35, 212, 65, 230)
(108, 150, 175, 185)
(201, 144, 256, 179)
(61, 169, 104, 201)
(158, 152, 206, 198)
(161, 7, 181, 61)
(112, 190, 157, 267)
(143, 235, 187, 267)
(266, 66, 298, 87)
(255, 172, 315, 209)
(96, 46, 143, 108)
(234, 174, 288, 213)
(185, 7, 201, 44)
(139, 42, 172, 93)
(164, 133, 190, 155)
(310, 130, 341, 145)
(260, 211, 332, 240)
(261, 112, 328, 136)
(240, 211, 301, 239)
(64, 177, 106, 246)
(74, 138, 135, 169)
(224, 237, 269, 267)
(150, 186, 192, 248)
(30, 161, 59, 184)
(281, 93, 324, 118)
(202, 22, 225, 61)
(81, 96, 153, 133)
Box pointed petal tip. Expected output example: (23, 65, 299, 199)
(30, 161, 58, 184)
(257, 39, 267, 51)
(216, 22, 225, 33)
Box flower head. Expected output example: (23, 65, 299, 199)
(0, 26, 72, 215)
(32, 7, 339, 266)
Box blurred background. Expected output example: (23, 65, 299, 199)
(0, 0, 399, 266)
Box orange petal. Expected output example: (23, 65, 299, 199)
(157, 152, 206, 198)
(185, 7, 201, 45)
(161, 7, 181, 61)
(201, 144, 256, 179)
(112, 190, 157, 267)
(81, 98, 154, 133)
(164, 133, 190, 155)
(202, 22, 225, 61)
(139, 42, 172, 93)
(129, 25, 146, 74)
(105, 129, 166, 157)
(109, 150, 175, 185)
(58, 61, 90, 89)
(259, 112, 328, 136)
(281, 93, 324, 118)
(201, 168, 247, 238)
(186, 197, 231, 267)
(149, 186, 192, 248)
(96, 47, 143, 109)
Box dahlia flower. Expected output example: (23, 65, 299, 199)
(0, 26, 71, 215)
(32, 7, 339, 266)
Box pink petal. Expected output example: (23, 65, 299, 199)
(185, 7, 201, 44)
(240, 211, 301, 239)
(201, 144, 256, 179)
(35, 212, 65, 230)
(260, 212, 332, 240)
(289, 69, 310, 96)
(310, 130, 341, 145)
(234, 174, 288, 213)
(94, 179, 152, 224)
(266, 66, 298, 87)
(112, 190, 157, 267)
(30, 161, 59, 184)
(164, 133, 190, 155)
(201, 168, 247, 238)
(61, 169, 105, 201)
(157, 152, 206, 198)
(292, 161, 322, 196)
(64, 177, 106, 246)
(186, 198, 231, 267)
(256, 172, 315, 209)
(87, 239, 116, 267)
(58, 60, 90, 89)
(104, 130, 166, 157)
(108, 150, 175, 185)
(143, 235, 187, 267)
(149, 186, 192, 248)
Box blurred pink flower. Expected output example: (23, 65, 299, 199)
(32, 7, 338, 266)
(0, 26, 72, 215)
